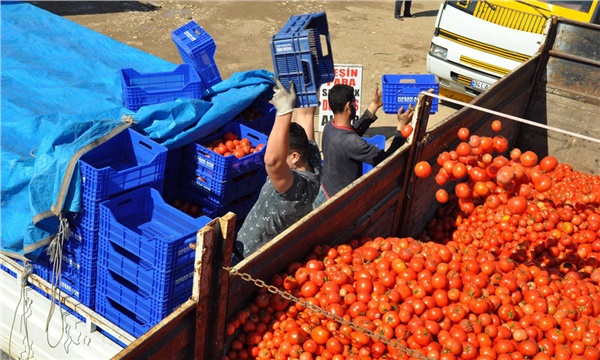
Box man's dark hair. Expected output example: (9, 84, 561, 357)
(328, 84, 355, 114)
(289, 122, 309, 161)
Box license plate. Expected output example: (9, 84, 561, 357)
(470, 79, 491, 91)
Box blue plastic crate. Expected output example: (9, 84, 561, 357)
(185, 167, 266, 205)
(220, 191, 259, 219)
(271, 12, 334, 107)
(163, 148, 183, 194)
(382, 74, 439, 114)
(171, 21, 222, 90)
(96, 287, 190, 338)
(80, 128, 167, 201)
(121, 64, 204, 112)
(98, 237, 195, 298)
(232, 100, 276, 136)
(97, 263, 193, 316)
(362, 135, 386, 175)
(35, 250, 96, 309)
(62, 222, 98, 260)
(99, 186, 211, 269)
(163, 188, 221, 219)
(182, 122, 267, 183)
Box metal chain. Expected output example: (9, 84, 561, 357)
(223, 266, 431, 360)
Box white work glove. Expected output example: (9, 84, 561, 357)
(271, 77, 297, 116)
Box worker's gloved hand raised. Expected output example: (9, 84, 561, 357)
(271, 77, 297, 116)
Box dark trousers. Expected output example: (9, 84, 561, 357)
(394, 0, 412, 17)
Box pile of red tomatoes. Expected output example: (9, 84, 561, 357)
(223, 120, 600, 360)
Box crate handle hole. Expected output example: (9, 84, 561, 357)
(246, 132, 260, 142)
(137, 140, 154, 151)
(302, 61, 312, 86)
(320, 34, 329, 57)
(399, 79, 417, 84)
(116, 198, 134, 207)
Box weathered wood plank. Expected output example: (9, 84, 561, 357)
(207, 213, 236, 360)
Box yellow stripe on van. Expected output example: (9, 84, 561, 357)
(459, 56, 512, 76)
(438, 29, 530, 63)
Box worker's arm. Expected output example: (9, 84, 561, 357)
(354, 86, 383, 136)
(294, 107, 316, 141)
(265, 78, 297, 193)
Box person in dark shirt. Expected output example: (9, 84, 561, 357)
(313, 84, 414, 209)
(235, 79, 322, 262)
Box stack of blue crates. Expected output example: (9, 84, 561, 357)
(179, 122, 268, 223)
(120, 20, 220, 111)
(96, 186, 211, 337)
(270, 12, 335, 107)
(171, 20, 222, 93)
(34, 128, 168, 310)
(382, 74, 440, 114)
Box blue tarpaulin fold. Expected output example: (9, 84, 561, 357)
(0, 2, 275, 258)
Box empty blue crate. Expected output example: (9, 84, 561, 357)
(184, 166, 266, 205)
(362, 135, 386, 175)
(271, 12, 334, 107)
(35, 249, 97, 308)
(163, 148, 183, 193)
(183, 122, 267, 183)
(98, 237, 195, 300)
(121, 64, 204, 111)
(80, 128, 167, 200)
(97, 264, 193, 319)
(163, 188, 221, 219)
(96, 290, 189, 338)
(99, 186, 211, 270)
(382, 74, 439, 114)
(171, 20, 221, 90)
(233, 100, 276, 136)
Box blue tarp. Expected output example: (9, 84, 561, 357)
(1, 2, 275, 258)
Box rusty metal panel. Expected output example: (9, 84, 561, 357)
(553, 21, 600, 62)
(544, 21, 600, 98)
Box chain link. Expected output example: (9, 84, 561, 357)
(223, 266, 432, 360)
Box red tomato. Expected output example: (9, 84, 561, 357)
(401, 124, 414, 138)
(415, 161, 432, 178)
(491, 120, 502, 132)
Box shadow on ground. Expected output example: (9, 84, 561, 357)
(28, 1, 159, 16)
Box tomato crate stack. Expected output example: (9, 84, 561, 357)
(270, 12, 335, 107)
(33, 128, 167, 309)
(171, 20, 222, 92)
(382, 74, 440, 114)
(178, 122, 268, 223)
(96, 186, 211, 338)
